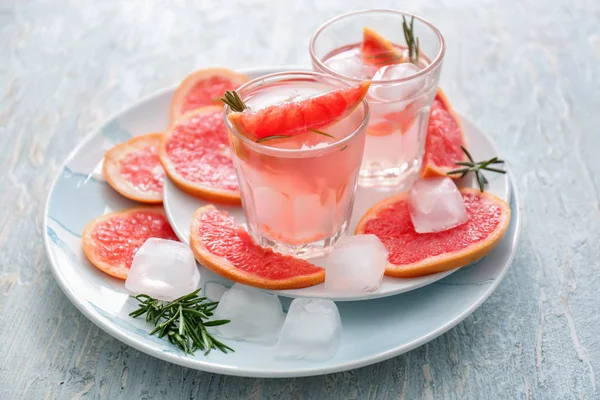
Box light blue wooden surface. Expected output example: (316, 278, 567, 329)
(1, 0, 599, 398)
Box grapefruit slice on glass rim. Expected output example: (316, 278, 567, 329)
(355, 188, 511, 278)
(420, 89, 469, 178)
(227, 81, 370, 141)
(103, 133, 165, 204)
(170, 68, 249, 122)
(190, 205, 325, 290)
(82, 206, 179, 279)
(159, 105, 240, 205)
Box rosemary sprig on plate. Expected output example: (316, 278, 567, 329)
(220, 90, 247, 112)
(447, 146, 506, 192)
(129, 289, 233, 355)
(402, 16, 420, 65)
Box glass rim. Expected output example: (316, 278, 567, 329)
(223, 70, 370, 159)
(309, 9, 446, 84)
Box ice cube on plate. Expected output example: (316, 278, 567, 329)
(408, 177, 469, 233)
(324, 235, 389, 292)
(125, 238, 200, 301)
(370, 63, 425, 101)
(214, 283, 285, 343)
(203, 282, 229, 302)
(276, 298, 343, 360)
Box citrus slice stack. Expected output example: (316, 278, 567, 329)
(159, 106, 240, 204)
(355, 188, 511, 278)
(190, 205, 325, 290)
(82, 207, 179, 279)
(103, 133, 165, 204)
(170, 68, 249, 121)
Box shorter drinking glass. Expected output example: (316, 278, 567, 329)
(224, 72, 369, 259)
(310, 9, 445, 186)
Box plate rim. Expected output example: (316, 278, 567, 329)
(43, 65, 522, 378)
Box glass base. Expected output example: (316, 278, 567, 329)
(358, 159, 421, 187)
(249, 221, 349, 259)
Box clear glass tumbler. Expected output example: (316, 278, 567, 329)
(310, 9, 445, 186)
(224, 71, 369, 258)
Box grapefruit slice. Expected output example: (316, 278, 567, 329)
(420, 90, 468, 178)
(170, 68, 249, 121)
(159, 106, 240, 205)
(190, 205, 325, 290)
(227, 81, 370, 140)
(82, 207, 179, 279)
(361, 27, 405, 66)
(355, 188, 511, 278)
(103, 133, 164, 204)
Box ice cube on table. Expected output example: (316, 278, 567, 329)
(203, 282, 229, 302)
(324, 235, 389, 292)
(214, 283, 285, 344)
(370, 63, 425, 101)
(408, 177, 469, 233)
(276, 298, 343, 360)
(125, 238, 200, 301)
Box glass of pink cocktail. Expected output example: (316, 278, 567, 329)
(310, 9, 445, 186)
(223, 72, 370, 258)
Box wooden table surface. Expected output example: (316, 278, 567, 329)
(1, 0, 599, 398)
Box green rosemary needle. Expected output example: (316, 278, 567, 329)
(220, 90, 247, 112)
(129, 289, 233, 355)
(255, 135, 291, 143)
(446, 146, 506, 192)
(308, 128, 335, 139)
(402, 16, 420, 65)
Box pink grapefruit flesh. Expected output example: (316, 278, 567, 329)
(355, 188, 511, 278)
(190, 205, 325, 290)
(227, 81, 370, 140)
(82, 207, 179, 280)
(361, 27, 405, 66)
(159, 106, 240, 205)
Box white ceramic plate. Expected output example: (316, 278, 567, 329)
(163, 67, 510, 301)
(44, 66, 520, 377)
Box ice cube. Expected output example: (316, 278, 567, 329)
(408, 177, 469, 233)
(370, 63, 425, 101)
(214, 283, 285, 343)
(276, 298, 343, 360)
(324, 235, 389, 292)
(125, 238, 200, 301)
(203, 282, 229, 302)
(324, 52, 376, 80)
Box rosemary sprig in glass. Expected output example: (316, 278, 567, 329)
(129, 289, 233, 355)
(447, 146, 506, 192)
(402, 16, 420, 65)
(220, 90, 247, 112)
(309, 128, 335, 139)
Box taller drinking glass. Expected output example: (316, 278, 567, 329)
(310, 9, 445, 186)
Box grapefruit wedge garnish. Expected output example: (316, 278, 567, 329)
(420, 90, 468, 178)
(355, 188, 511, 278)
(361, 27, 405, 66)
(190, 205, 325, 290)
(227, 81, 370, 140)
(103, 133, 165, 204)
(159, 106, 240, 205)
(82, 207, 179, 279)
(170, 68, 249, 121)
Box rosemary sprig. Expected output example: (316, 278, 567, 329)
(402, 16, 420, 64)
(220, 90, 247, 112)
(447, 146, 506, 192)
(129, 289, 233, 355)
(309, 128, 335, 139)
(256, 135, 291, 143)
